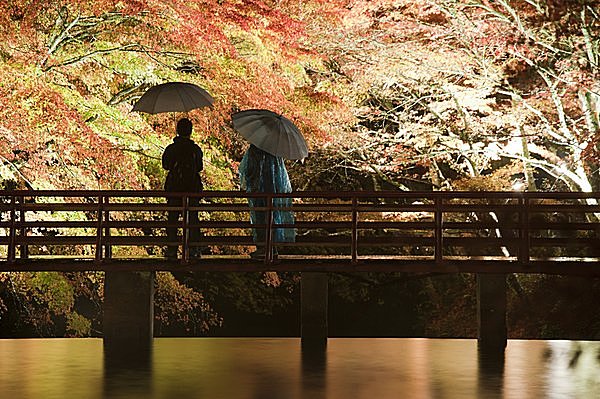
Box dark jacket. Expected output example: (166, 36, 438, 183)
(162, 136, 204, 191)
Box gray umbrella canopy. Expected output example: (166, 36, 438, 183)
(232, 109, 308, 160)
(132, 82, 214, 114)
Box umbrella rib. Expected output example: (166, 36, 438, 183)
(283, 120, 294, 159)
(175, 86, 190, 112)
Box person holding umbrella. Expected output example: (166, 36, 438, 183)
(239, 144, 295, 259)
(162, 118, 204, 259)
(233, 109, 308, 260)
(132, 82, 213, 260)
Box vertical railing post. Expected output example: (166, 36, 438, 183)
(8, 194, 16, 263)
(19, 195, 28, 259)
(351, 196, 358, 263)
(265, 193, 274, 264)
(182, 194, 189, 262)
(519, 196, 530, 265)
(96, 194, 104, 262)
(104, 195, 112, 260)
(434, 195, 443, 263)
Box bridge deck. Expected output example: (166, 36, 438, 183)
(2, 255, 600, 276)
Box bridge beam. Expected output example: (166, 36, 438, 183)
(103, 271, 155, 357)
(301, 272, 328, 348)
(477, 273, 507, 353)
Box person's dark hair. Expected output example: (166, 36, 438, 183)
(176, 118, 193, 136)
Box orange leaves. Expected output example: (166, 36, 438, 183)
(121, 0, 314, 55)
(0, 67, 140, 189)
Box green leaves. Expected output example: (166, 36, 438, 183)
(0, 272, 98, 337)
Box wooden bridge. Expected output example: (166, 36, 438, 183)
(1, 190, 599, 274)
(1, 190, 599, 353)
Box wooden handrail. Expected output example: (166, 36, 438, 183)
(0, 190, 598, 271)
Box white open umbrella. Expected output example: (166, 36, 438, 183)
(232, 109, 308, 160)
(132, 82, 214, 114)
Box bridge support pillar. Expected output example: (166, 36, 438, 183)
(477, 273, 507, 354)
(301, 272, 328, 349)
(103, 271, 155, 357)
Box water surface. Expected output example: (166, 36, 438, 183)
(1, 338, 599, 398)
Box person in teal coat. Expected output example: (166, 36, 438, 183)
(239, 144, 295, 259)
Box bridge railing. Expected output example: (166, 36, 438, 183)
(0, 190, 599, 265)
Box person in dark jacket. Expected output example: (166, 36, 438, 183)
(162, 118, 204, 259)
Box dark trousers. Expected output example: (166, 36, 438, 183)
(166, 196, 200, 255)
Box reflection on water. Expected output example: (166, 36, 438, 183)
(104, 343, 153, 399)
(477, 350, 504, 399)
(302, 345, 327, 399)
(1, 338, 599, 398)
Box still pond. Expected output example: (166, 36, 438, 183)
(1, 338, 599, 398)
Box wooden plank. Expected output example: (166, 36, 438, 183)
(527, 222, 600, 230)
(443, 221, 599, 230)
(195, 220, 253, 228)
(443, 237, 521, 246)
(8, 234, 594, 249)
(356, 205, 435, 212)
(5, 220, 432, 230)
(102, 204, 175, 211)
(1, 256, 600, 275)
(105, 220, 179, 228)
(15, 236, 97, 245)
(17, 221, 97, 228)
(20, 203, 99, 212)
(105, 236, 171, 245)
(529, 237, 600, 246)
(442, 204, 523, 212)
(357, 221, 435, 229)
(528, 204, 600, 212)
